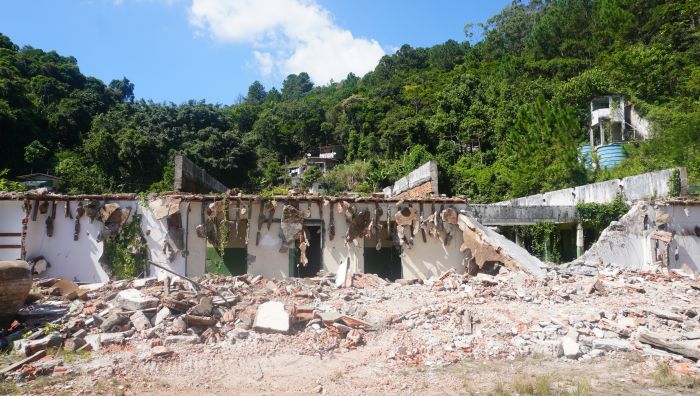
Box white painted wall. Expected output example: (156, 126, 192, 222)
(629, 106, 651, 140)
(0, 200, 23, 260)
(17, 199, 208, 283)
(24, 200, 139, 283)
(401, 232, 466, 279)
(142, 200, 207, 280)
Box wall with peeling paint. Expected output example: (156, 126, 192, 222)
(569, 201, 700, 272)
(9, 196, 472, 282)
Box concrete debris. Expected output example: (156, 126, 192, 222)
(50, 278, 88, 301)
(457, 213, 545, 276)
(253, 301, 290, 333)
(114, 289, 160, 311)
(638, 329, 700, 360)
(4, 262, 700, 387)
(149, 197, 182, 220)
(129, 310, 152, 331)
(281, 205, 304, 245)
(561, 337, 581, 359)
(346, 209, 372, 243)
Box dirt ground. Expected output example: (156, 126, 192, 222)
(10, 344, 698, 395)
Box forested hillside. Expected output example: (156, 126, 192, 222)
(1, 0, 698, 201)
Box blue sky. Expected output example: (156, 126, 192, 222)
(0, 0, 510, 104)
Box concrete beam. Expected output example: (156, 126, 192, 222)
(173, 155, 227, 194)
(469, 205, 578, 226)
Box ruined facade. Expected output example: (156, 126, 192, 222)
(0, 192, 541, 283)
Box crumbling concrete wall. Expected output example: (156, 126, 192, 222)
(567, 201, 700, 272)
(19, 198, 207, 283)
(142, 201, 207, 280)
(11, 195, 544, 281)
(24, 200, 138, 283)
(383, 161, 438, 198)
(458, 213, 546, 277)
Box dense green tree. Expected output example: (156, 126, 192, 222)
(246, 80, 266, 104)
(1, 0, 698, 198)
(109, 77, 135, 103)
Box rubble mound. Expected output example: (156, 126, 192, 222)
(2, 267, 700, 392)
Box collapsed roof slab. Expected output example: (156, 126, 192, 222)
(458, 213, 547, 277)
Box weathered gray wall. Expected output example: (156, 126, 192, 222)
(469, 205, 578, 225)
(493, 168, 687, 207)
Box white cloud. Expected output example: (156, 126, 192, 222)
(253, 51, 274, 76)
(188, 0, 385, 84)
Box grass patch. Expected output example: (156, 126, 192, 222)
(0, 378, 18, 395)
(486, 375, 591, 396)
(47, 347, 91, 363)
(487, 382, 508, 396)
(652, 363, 700, 389)
(513, 374, 554, 396)
(94, 377, 129, 395)
(329, 370, 344, 383)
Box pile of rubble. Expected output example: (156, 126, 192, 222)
(2, 265, 700, 385)
(0, 271, 376, 382)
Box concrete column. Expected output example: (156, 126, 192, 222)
(576, 223, 584, 258)
(544, 237, 550, 262)
(514, 226, 521, 247)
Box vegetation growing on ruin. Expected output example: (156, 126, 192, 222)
(1, 1, 698, 199)
(517, 222, 562, 264)
(101, 214, 147, 279)
(576, 195, 629, 238)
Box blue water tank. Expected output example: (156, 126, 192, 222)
(596, 143, 626, 169)
(579, 144, 593, 170)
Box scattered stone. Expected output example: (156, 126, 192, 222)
(533, 340, 563, 358)
(561, 337, 581, 359)
(133, 277, 157, 289)
(63, 337, 86, 352)
(150, 345, 173, 359)
(164, 335, 201, 345)
(591, 338, 632, 352)
(189, 296, 213, 316)
(14, 334, 63, 357)
(152, 307, 172, 326)
(114, 288, 159, 311)
(229, 329, 249, 340)
(253, 301, 290, 333)
(130, 310, 152, 331)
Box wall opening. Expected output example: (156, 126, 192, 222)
(205, 220, 247, 276)
(363, 222, 402, 281)
(293, 225, 322, 278)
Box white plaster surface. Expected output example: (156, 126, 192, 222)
(0, 200, 23, 260)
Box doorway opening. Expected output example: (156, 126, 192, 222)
(363, 221, 402, 281)
(292, 225, 322, 278)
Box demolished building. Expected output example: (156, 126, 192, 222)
(0, 191, 545, 283)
